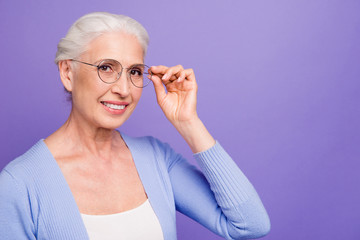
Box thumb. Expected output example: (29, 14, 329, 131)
(148, 73, 166, 104)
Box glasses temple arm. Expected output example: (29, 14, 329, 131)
(71, 59, 98, 68)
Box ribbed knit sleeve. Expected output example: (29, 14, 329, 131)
(0, 170, 36, 239)
(194, 142, 252, 207)
(169, 141, 270, 240)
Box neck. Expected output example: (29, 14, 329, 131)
(46, 108, 124, 162)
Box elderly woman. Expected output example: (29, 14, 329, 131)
(0, 12, 270, 240)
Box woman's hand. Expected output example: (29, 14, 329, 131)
(149, 65, 215, 153)
(149, 65, 198, 127)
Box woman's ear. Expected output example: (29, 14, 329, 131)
(58, 60, 74, 92)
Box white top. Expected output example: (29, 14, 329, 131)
(81, 199, 164, 240)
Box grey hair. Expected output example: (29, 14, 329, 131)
(55, 12, 149, 65)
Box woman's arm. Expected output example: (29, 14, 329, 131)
(149, 65, 215, 153)
(149, 65, 270, 239)
(0, 169, 36, 239)
(168, 142, 270, 239)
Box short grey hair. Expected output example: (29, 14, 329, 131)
(55, 12, 149, 65)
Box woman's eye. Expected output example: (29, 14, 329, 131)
(99, 65, 113, 72)
(130, 69, 143, 76)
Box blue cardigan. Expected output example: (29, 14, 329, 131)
(0, 134, 270, 239)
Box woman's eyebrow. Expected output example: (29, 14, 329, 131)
(127, 63, 145, 68)
(93, 58, 145, 68)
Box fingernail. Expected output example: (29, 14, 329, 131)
(162, 74, 168, 80)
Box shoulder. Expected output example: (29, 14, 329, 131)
(0, 141, 47, 223)
(1, 140, 55, 188)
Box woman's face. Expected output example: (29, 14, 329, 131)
(69, 32, 144, 130)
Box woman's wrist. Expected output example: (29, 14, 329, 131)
(174, 117, 216, 153)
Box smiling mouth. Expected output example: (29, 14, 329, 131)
(101, 101, 127, 110)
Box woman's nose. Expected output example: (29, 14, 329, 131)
(111, 72, 130, 96)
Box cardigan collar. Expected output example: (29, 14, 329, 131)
(35, 132, 175, 239)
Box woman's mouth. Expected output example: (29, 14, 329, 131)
(102, 102, 126, 110)
(101, 101, 129, 114)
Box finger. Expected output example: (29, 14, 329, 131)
(163, 65, 184, 81)
(185, 68, 196, 82)
(177, 68, 196, 84)
(150, 65, 170, 80)
(148, 73, 166, 103)
(177, 70, 186, 83)
(150, 67, 173, 86)
(150, 65, 184, 81)
(149, 65, 173, 83)
(150, 65, 168, 76)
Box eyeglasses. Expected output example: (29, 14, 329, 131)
(71, 59, 152, 88)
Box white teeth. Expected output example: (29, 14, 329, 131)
(102, 102, 125, 110)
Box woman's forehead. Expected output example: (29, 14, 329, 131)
(83, 32, 144, 65)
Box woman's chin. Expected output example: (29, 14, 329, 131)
(96, 116, 131, 130)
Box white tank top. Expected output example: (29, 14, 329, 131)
(81, 199, 164, 240)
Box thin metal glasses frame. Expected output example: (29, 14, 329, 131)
(71, 59, 152, 88)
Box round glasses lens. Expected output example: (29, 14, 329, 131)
(129, 65, 152, 88)
(97, 59, 122, 83)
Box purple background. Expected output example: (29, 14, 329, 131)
(1, 0, 359, 239)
